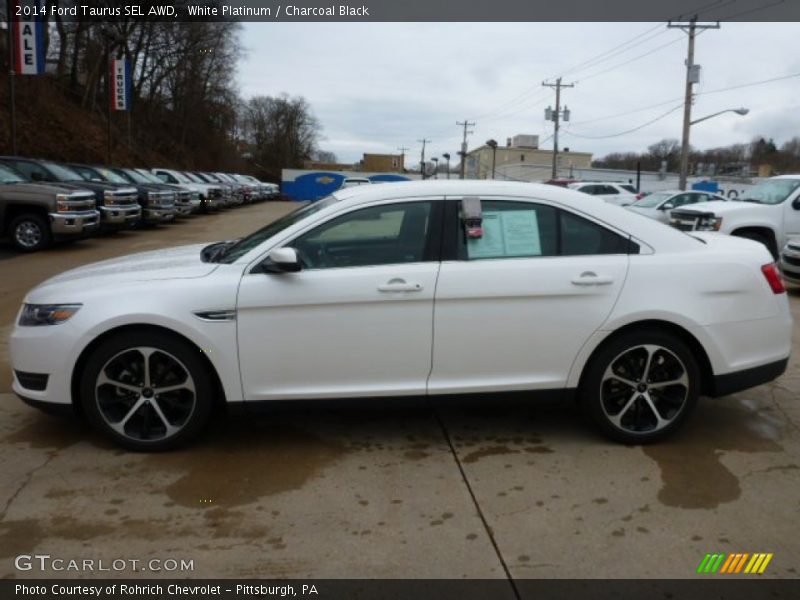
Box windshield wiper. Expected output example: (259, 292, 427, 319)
(200, 240, 235, 263)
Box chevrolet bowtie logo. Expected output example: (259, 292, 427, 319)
(316, 176, 335, 185)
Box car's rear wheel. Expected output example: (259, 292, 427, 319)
(80, 330, 214, 451)
(580, 329, 700, 443)
(10, 213, 51, 252)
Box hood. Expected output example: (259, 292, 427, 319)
(28, 244, 220, 301)
(0, 181, 92, 196)
(625, 205, 656, 214)
(670, 200, 756, 216)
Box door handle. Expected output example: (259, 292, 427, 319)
(378, 278, 423, 292)
(571, 271, 614, 286)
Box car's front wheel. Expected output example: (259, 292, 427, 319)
(80, 330, 214, 451)
(580, 329, 700, 443)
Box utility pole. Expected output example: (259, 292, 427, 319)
(456, 120, 475, 179)
(397, 146, 409, 172)
(669, 17, 719, 190)
(542, 77, 574, 180)
(418, 138, 430, 180)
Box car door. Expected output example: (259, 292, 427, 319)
(428, 197, 630, 394)
(236, 198, 443, 400)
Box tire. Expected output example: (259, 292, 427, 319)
(9, 213, 51, 252)
(579, 329, 700, 444)
(734, 230, 777, 260)
(79, 330, 215, 451)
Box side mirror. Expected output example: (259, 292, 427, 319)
(261, 247, 302, 273)
(793, 198, 800, 210)
(661, 202, 675, 211)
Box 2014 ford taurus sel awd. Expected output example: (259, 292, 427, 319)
(10, 181, 792, 450)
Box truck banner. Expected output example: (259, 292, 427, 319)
(110, 58, 132, 111)
(12, 0, 46, 75)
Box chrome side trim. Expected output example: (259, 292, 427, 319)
(193, 309, 237, 322)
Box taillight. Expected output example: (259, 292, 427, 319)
(635, 193, 644, 200)
(761, 263, 786, 294)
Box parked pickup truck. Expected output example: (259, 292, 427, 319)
(0, 162, 99, 252)
(0, 157, 140, 230)
(152, 168, 223, 212)
(669, 175, 800, 259)
(68, 163, 176, 225)
(112, 167, 200, 216)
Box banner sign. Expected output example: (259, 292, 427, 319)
(110, 59, 132, 111)
(12, 0, 46, 75)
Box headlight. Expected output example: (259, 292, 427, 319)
(697, 216, 722, 231)
(55, 194, 72, 213)
(19, 303, 82, 326)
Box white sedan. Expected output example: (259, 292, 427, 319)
(10, 181, 792, 450)
(624, 190, 728, 224)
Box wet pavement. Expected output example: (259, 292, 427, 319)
(0, 202, 798, 580)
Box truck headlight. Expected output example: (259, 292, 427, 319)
(19, 303, 82, 326)
(55, 194, 72, 212)
(697, 216, 722, 231)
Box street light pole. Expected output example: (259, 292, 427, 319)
(669, 17, 720, 190)
(691, 107, 749, 126)
(442, 153, 451, 179)
(486, 139, 497, 179)
(431, 157, 439, 179)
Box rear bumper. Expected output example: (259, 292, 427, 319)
(709, 358, 789, 397)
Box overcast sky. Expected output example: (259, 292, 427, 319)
(238, 22, 800, 164)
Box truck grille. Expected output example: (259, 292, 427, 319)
(64, 193, 96, 212)
(149, 191, 176, 208)
(105, 188, 139, 207)
(782, 254, 800, 268)
(177, 191, 192, 205)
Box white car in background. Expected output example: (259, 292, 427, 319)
(9, 181, 791, 450)
(568, 181, 638, 205)
(779, 240, 800, 285)
(340, 177, 372, 189)
(624, 190, 727, 224)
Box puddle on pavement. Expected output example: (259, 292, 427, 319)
(2, 415, 90, 450)
(643, 398, 783, 509)
(147, 421, 346, 509)
(0, 519, 44, 559)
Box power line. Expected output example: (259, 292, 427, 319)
(562, 104, 684, 139)
(576, 35, 686, 83)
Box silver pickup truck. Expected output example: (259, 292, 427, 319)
(0, 163, 99, 252)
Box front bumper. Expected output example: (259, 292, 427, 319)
(143, 206, 177, 222)
(780, 245, 800, 284)
(49, 210, 100, 237)
(99, 204, 141, 226)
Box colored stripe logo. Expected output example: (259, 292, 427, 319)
(697, 552, 773, 574)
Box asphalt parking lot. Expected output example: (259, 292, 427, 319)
(0, 202, 798, 581)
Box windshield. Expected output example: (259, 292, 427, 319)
(0, 164, 25, 184)
(95, 167, 130, 184)
(218, 196, 339, 263)
(120, 168, 152, 184)
(183, 172, 205, 183)
(135, 169, 168, 184)
(43, 162, 84, 182)
(740, 179, 800, 205)
(635, 191, 674, 208)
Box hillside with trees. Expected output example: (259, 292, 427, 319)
(0, 12, 332, 182)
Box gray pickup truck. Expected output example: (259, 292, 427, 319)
(0, 163, 99, 252)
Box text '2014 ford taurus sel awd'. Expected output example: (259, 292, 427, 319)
(10, 181, 792, 450)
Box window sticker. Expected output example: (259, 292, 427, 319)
(467, 210, 541, 259)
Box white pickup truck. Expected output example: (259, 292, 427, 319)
(669, 175, 800, 258)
